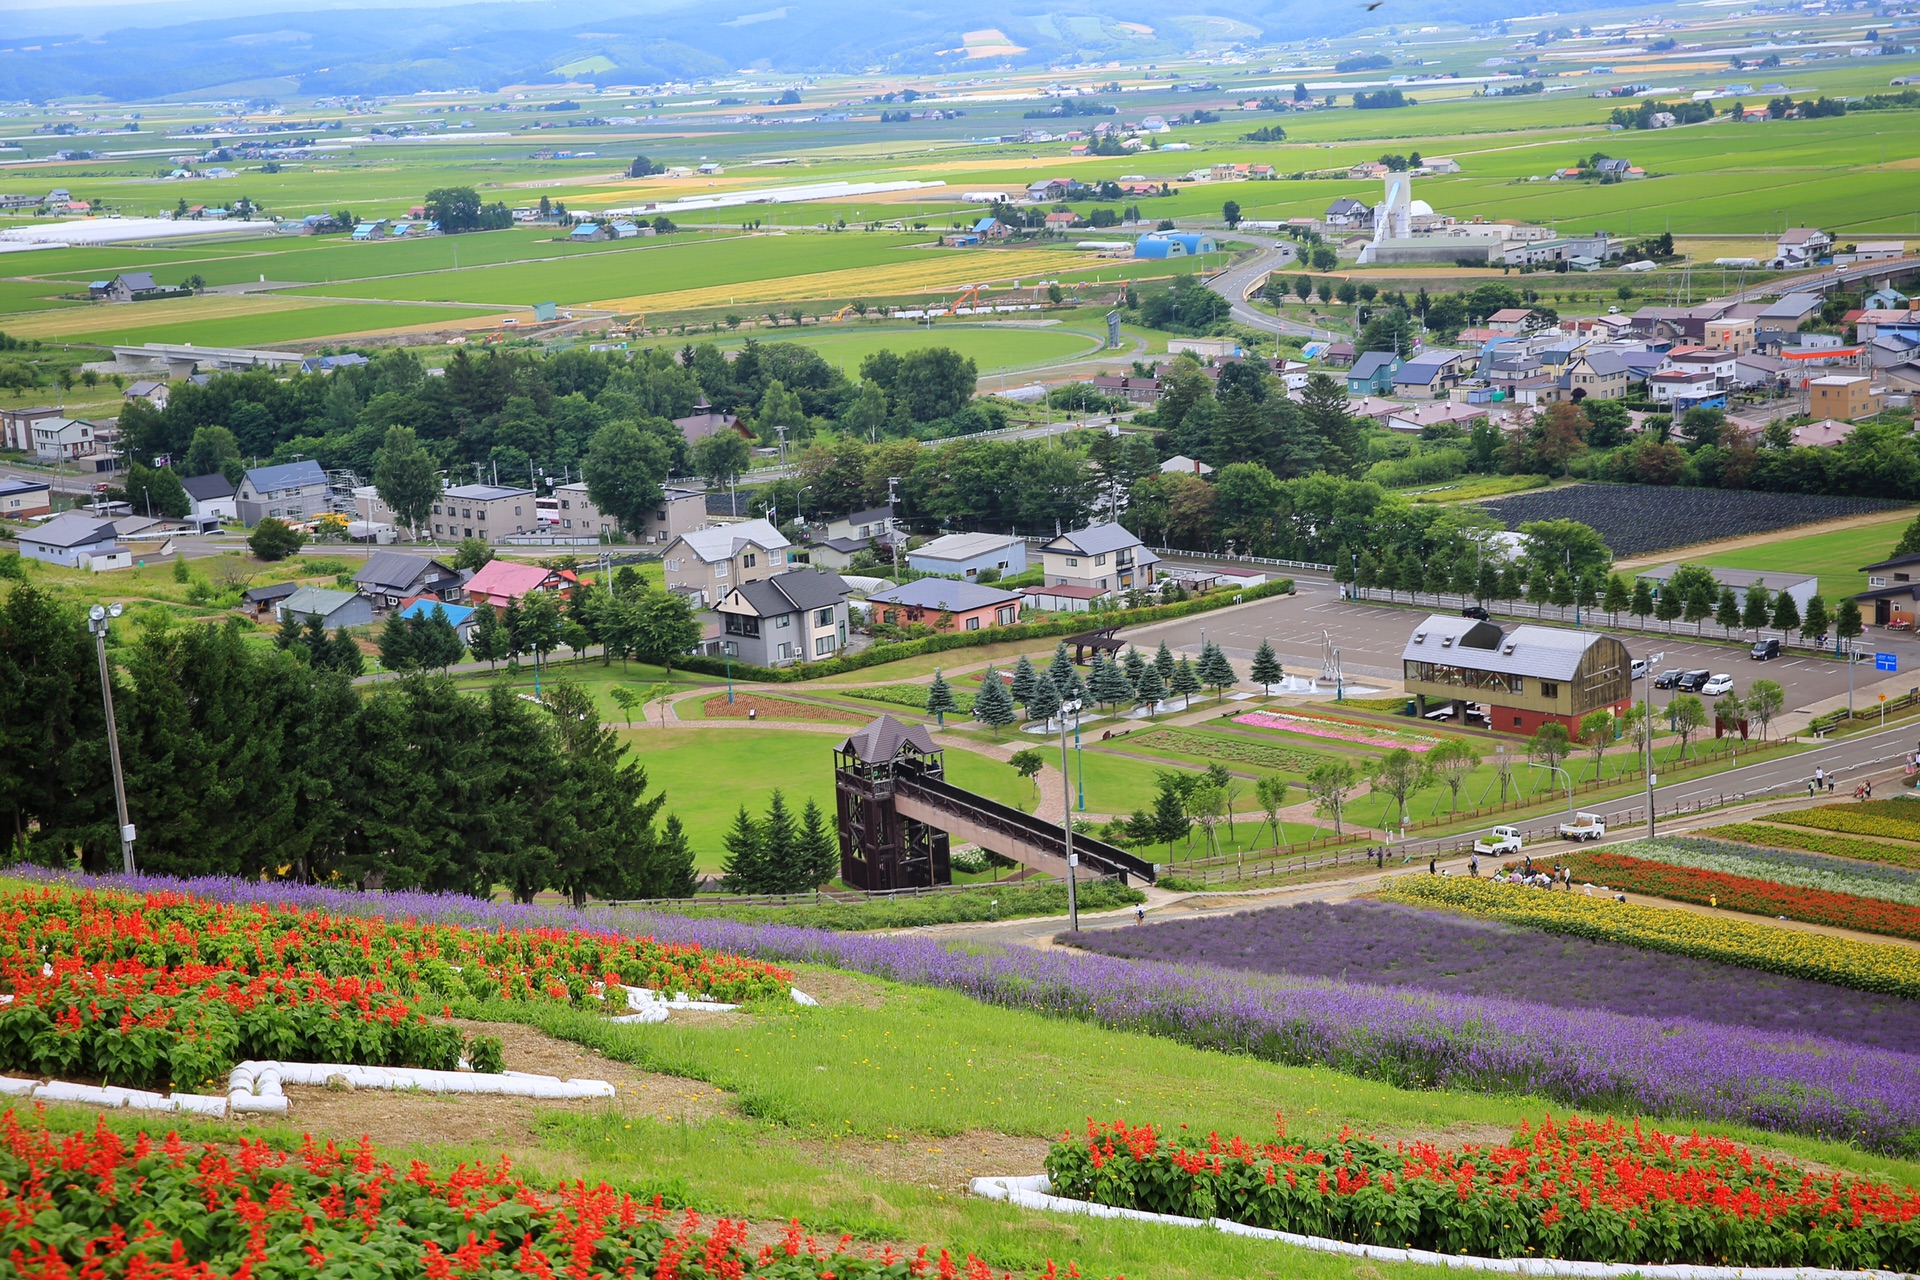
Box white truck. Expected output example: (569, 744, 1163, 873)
(1559, 812, 1606, 841)
(1473, 826, 1524, 856)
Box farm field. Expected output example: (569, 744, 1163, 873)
(1477, 485, 1912, 558)
(0, 293, 495, 345)
(1066, 897, 1920, 1049)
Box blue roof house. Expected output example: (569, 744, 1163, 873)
(1346, 351, 1404, 395)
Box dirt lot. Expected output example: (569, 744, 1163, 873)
(702, 693, 867, 724)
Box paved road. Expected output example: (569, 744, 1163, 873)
(1200, 233, 1338, 342)
(1128, 572, 1894, 717)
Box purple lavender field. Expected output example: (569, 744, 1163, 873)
(1067, 900, 1920, 1053)
(19, 869, 1920, 1156)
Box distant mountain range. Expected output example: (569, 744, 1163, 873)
(0, 0, 1643, 102)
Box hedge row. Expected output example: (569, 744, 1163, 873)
(673, 578, 1296, 684)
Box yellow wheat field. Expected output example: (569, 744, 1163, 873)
(591, 249, 1093, 312)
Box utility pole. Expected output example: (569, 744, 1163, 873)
(1642, 652, 1663, 840)
(87, 604, 136, 875)
(1059, 698, 1081, 932)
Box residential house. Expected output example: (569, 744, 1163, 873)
(825, 505, 897, 544)
(1808, 373, 1884, 420)
(973, 216, 1014, 240)
(549, 480, 704, 544)
(0, 406, 63, 452)
(1856, 552, 1920, 626)
(180, 473, 236, 522)
(1043, 211, 1079, 232)
(1659, 346, 1738, 388)
(671, 396, 753, 448)
(29, 417, 100, 462)
(15, 512, 125, 568)
(1773, 227, 1831, 267)
(93, 273, 160, 303)
(713, 568, 851, 667)
(123, 380, 169, 410)
(1039, 522, 1158, 595)
(1787, 418, 1858, 447)
(1346, 351, 1403, 395)
(568, 222, 608, 242)
(0, 477, 51, 519)
(864, 579, 1023, 631)
(1158, 454, 1215, 475)
(907, 531, 1027, 580)
(463, 559, 574, 608)
(301, 354, 370, 375)
(805, 537, 879, 572)
(430, 483, 536, 540)
(1347, 161, 1389, 180)
(237, 459, 330, 526)
(1486, 308, 1541, 335)
(353, 552, 463, 609)
(1323, 197, 1372, 229)
(398, 598, 478, 645)
(1318, 341, 1357, 368)
(1646, 369, 1723, 409)
(1026, 178, 1069, 201)
(1863, 286, 1910, 311)
(661, 517, 791, 606)
(1755, 293, 1823, 332)
(276, 586, 373, 631)
(1018, 583, 1110, 613)
(1391, 350, 1466, 397)
(1386, 402, 1488, 434)
(1088, 374, 1163, 402)
(1853, 310, 1920, 342)
(1734, 351, 1792, 389)
(1561, 350, 1631, 400)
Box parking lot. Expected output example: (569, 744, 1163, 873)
(1130, 574, 1890, 715)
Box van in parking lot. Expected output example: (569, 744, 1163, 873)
(1677, 669, 1712, 692)
(1751, 638, 1781, 660)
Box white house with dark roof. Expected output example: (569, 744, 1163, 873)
(353, 552, 463, 610)
(712, 568, 850, 666)
(237, 459, 330, 526)
(180, 473, 236, 522)
(15, 511, 125, 567)
(1773, 227, 1831, 267)
(1039, 522, 1157, 595)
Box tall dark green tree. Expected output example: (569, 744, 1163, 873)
(796, 799, 838, 891)
(1249, 639, 1282, 693)
(719, 806, 766, 893)
(924, 670, 958, 725)
(373, 425, 440, 537)
(1009, 654, 1038, 707)
(973, 668, 1017, 736)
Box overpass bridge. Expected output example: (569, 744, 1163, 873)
(833, 715, 1155, 891)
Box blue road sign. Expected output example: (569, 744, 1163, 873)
(1876, 652, 1899, 672)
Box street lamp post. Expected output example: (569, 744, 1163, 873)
(86, 604, 136, 876)
(723, 641, 737, 705)
(1642, 651, 1663, 840)
(1058, 698, 1081, 932)
(1072, 701, 1086, 812)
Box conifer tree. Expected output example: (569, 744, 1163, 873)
(655, 814, 699, 898)
(796, 798, 838, 890)
(719, 805, 765, 892)
(1603, 574, 1631, 623)
(1009, 654, 1038, 707)
(1771, 589, 1800, 637)
(1802, 594, 1830, 647)
(1134, 662, 1166, 715)
(1198, 641, 1236, 699)
(378, 614, 417, 672)
(973, 667, 1017, 736)
(1249, 639, 1282, 694)
(924, 670, 958, 725)
(411, 609, 466, 671)
(1026, 671, 1061, 724)
(760, 789, 800, 892)
(1171, 656, 1201, 709)
(470, 605, 506, 670)
(1630, 579, 1654, 627)
(1153, 640, 1176, 684)
(1122, 645, 1147, 687)
(1093, 653, 1133, 707)
(1047, 642, 1076, 691)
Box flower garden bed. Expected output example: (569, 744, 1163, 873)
(1, 1113, 1051, 1280)
(1767, 801, 1920, 844)
(1703, 822, 1920, 872)
(0, 886, 790, 1093)
(1113, 728, 1324, 774)
(1380, 875, 1920, 998)
(18, 869, 1920, 1158)
(1041, 1113, 1920, 1270)
(1232, 710, 1442, 753)
(1555, 848, 1920, 942)
(845, 683, 976, 714)
(1604, 838, 1920, 905)
(699, 694, 868, 724)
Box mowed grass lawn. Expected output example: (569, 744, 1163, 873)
(1678, 508, 1915, 600)
(626, 727, 1031, 865)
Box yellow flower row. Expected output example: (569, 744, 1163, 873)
(1379, 875, 1920, 998)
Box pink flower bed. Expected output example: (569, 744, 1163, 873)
(1234, 710, 1439, 752)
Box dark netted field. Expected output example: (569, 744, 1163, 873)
(1476, 484, 1906, 556)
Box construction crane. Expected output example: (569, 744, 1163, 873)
(951, 283, 984, 311)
